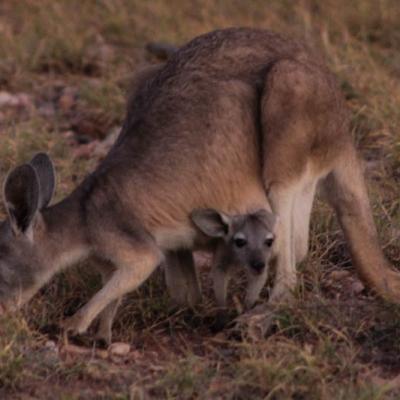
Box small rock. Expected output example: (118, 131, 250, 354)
(95, 349, 109, 360)
(350, 280, 365, 295)
(0, 91, 19, 107)
(63, 343, 92, 356)
(108, 342, 130, 357)
(45, 340, 57, 350)
(329, 270, 351, 281)
(0, 93, 17, 108)
(0, 91, 32, 110)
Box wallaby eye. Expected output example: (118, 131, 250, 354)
(265, 237, 274, 247)
(234, 238, 247, 248)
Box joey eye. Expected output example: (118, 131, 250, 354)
(265, 237, 274, 247)
(234, 238, 247, 248)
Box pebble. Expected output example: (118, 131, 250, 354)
(108, 342, 131, 357)
(44, 340, 57, 350)
(0, 91, 32, 109)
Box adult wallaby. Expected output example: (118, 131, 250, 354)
(191, 208, 277, 310)
(1, 28, 400, 341)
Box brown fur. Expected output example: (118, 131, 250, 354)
(1, 28, 399, 342)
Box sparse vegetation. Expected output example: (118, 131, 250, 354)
(1, 1, 400, 398)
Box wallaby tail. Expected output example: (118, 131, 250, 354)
(323, 144, 400, 303)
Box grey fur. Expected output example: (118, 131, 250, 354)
(0, 28, 398, 342)
(192, 208, 277, 309)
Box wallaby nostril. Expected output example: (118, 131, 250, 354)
(251, 260, 265, 272)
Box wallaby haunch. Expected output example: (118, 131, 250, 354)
(1, 28, 400, 342)
(191, 208, 277, 310)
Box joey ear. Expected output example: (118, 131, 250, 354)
(3, 164, 40, 234)
(253, 209, 278, 230)
(190, 208, 231, 238)
(30, 153, 55, 209)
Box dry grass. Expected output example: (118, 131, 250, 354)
(1, 0, 400, 398)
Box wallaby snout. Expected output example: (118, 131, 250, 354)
(0, 153, 88, 312)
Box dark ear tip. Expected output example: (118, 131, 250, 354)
(30, 152, 54, 169)
(5, 164, 37, 188)
(4, 163, 38, 198)
(3, 163, 40, 233)
(29, 152, 56, 209)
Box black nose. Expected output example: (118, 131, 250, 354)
(250, 260, 265, 272)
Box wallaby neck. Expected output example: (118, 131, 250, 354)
(40, 193, 91, 274)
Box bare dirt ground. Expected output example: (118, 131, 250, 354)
(1, 1, 400, 399)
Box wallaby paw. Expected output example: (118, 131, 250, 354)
(61, 315, 96, 348)
(229, 304, 275, 342)
(94, 337, 110, 349)
(61, 312, 89, 336)
(94, 329, 112, 349)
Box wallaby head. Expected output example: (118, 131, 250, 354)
(191, 208, 277, 276)
(0, 153, 56, 311)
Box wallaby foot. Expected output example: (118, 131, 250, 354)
(63, 244, 162, 337)
(94, 262, 121, 345)
(62, 309, 90, 336)
(231, 291, 295, 341)
(95, 299, 121, 346)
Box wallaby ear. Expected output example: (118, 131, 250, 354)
(190, 208, 231, 238)
(30, 153, 55, 209)
(253, 209, 278, 230)
(3, 164, 40, 234)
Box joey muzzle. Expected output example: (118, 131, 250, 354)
(250, 259, 266, 274)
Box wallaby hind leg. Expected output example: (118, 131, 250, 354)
(95, 262, 121, 345)
(266, 187, 297, 302)
(63, 241, 163, 335)
(323, 145, 400, 302)
(165, 249, 202, 307)
(260, 59, 326, 303)
(293, 180, 317, 264)
(233, 59, 327, 337)
(96, 298, 121, 345)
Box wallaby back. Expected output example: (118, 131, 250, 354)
(0, 28, 399, 337)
